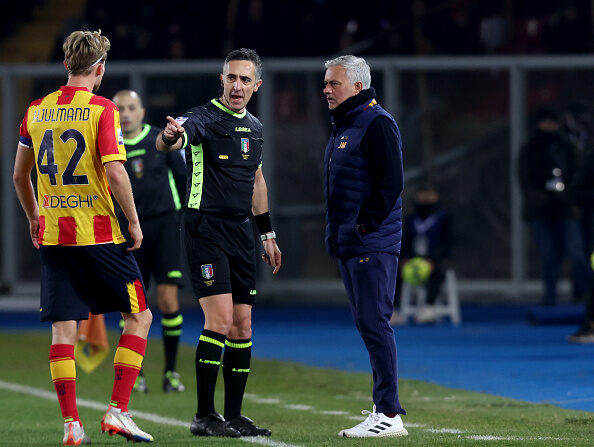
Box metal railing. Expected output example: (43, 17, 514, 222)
(2, 55, 594, 301)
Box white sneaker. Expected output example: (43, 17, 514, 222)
(101, 406, 154, 442)
(63, 420, 91, 445)
(338, 406, 408, 438)
(414, 305, 438, 324)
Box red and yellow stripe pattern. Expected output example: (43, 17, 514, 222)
(126, 279, 146, 313)
(50, 355, 76, 383)
(49, 344, 78, 423)
(113, 346, 143, 372)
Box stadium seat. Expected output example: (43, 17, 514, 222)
(400, 268, 461, 325)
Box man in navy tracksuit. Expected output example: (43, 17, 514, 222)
(323, 55, 407, 438)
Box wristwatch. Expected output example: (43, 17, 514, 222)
(260, 231, 276, 241)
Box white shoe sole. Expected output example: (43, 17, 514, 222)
(339, 428, 408, 438)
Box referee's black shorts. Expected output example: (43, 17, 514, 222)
(182, 210, 257, 305)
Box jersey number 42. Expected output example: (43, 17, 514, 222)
(37, 128, 89, 186)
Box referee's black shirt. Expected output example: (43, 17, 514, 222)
(178, 99, 263, 220)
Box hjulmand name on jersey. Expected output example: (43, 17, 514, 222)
(31, 107, 91, 123)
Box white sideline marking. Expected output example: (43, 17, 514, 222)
(248, 393, 572, 442)
(2, 379, 573, 444)
(15, 384, 560, 444)
(318, 410, 350, 415)
(468, 435, 513, 441)
(241, 438, 303, 447)
(284, 404, 314, 411)
(0, 380, 302, 447)
(248, 393, 574, 442)
(347, 415, 365, 421)
(468, 435, 565, 441)
(245, 394, 283, 405)
(426, 428, 465, 434)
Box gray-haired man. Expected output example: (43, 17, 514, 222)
(323, 55, 407, 438)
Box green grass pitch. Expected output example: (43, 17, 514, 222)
(1, 331, 594, 446)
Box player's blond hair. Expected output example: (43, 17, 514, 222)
(63, 30, 110, 76)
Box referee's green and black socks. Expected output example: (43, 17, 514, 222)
(161, 312, 183, 372)
(223, 338, 252, 420)
(195, 329, 225, 417)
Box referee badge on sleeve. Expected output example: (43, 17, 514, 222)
(201, 264, 214, 286)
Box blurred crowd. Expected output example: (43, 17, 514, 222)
(52, 0, 594, 61)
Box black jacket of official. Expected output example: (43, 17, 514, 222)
(518, 128, 580, 220)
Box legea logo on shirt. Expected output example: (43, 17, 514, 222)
(117, 128, 124, 145)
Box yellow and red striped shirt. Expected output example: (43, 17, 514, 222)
(19, 86, 126, 246)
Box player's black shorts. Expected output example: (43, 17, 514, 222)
(121, 212, 184, 289)
(182, 210, 257, 305)
(39, 243, 147, 322)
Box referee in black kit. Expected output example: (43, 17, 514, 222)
(156, 48, 281, 438)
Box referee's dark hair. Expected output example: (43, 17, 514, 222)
(224, 48, 262, 81)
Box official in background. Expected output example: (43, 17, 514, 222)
(113, 90, 187, 393)
(518, 107, 590, 306)
(323, 55, 407, 438)
(156, 48, 281, 438)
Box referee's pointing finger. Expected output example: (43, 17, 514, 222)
(166, 115, 184, 133)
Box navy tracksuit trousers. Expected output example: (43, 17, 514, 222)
(339, 252, 405, 415)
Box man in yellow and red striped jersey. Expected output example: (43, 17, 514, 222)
(13, 30, 154, 445)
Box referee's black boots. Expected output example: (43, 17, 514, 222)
(190, 413, 240, 437)
(227, 415, 272, 436)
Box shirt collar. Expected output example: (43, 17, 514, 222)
(60, 86, 90, 92)
(330, 88, 376, 127)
